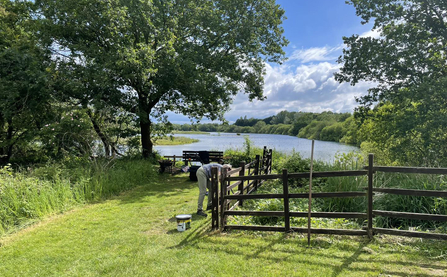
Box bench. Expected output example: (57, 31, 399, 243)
(183, 151, 224, 166)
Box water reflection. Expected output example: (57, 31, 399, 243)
(154, 133, 359, 163)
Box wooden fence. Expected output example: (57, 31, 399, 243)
(210, 146, 273, 230)
(211, 153, 447, 240)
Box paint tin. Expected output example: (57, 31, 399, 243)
(176, 214, 191, 231)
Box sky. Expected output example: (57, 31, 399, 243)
(168, 0, 378, 124)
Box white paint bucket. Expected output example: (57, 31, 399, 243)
(176, 214, 191, 232)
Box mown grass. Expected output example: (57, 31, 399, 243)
(0, 172, 446, 277)
(155, 136, 199, 145)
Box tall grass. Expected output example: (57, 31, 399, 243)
(0, 158, 157, 236)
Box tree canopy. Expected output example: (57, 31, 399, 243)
(36, 0, 288, 157)
(336, 0, 447, 166)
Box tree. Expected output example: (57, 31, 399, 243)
(0, 1, 53, 164)
(36, 0, 288, 158)
(336, 0, 447, 165)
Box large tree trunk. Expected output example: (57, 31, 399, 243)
(86, 109, 111, 157)
(138, 95, 153, 158)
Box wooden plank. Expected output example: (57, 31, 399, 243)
(283, 169, 290, 233)
(225, 194, 284, 200)
(288, 170, 368, 178)
(291, 227, 368, 236)
(226, 211, 367, 219)
(373, 228, 447, 240)
(245, 161, 256, 168)
(228, 201, 240, 212)
(225, 225, 285, 232)
(220, 167, 228, 231)
(226, 192, 366, 200)
(367, 154, 374, 239)
(290, 212, 367, 219)
(289, 192, 367, 199)
(211, 167, 219, 230)
(227, 181, 242, 191)
(225, 211, 284, 216)
(226, 174, 281, 181)
(373, 188, 447, 197)
(254, 154, 260, 191)
(373, 210, 447, 222)
(373, 166, 447, 175)
(227, 167, 242, 176)
(243, 181, 255, 191)
(238, 162, 245, 207)
(308, 140, 315, 246)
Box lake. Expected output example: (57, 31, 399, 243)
(155, 133, 359, 163)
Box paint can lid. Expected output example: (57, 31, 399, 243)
(176, 214, 192, 220)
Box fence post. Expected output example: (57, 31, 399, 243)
(282, 169, 290, 233)
(220, 167, 228, 231)
(239, 162, 246, 207)
(255, 155, 260, 191)
(367, 153, 374, 239)
(268, 149, 273, 174)
(262, 146, 267, 173)
(211, 167, 219, 230)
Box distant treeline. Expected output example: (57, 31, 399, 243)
(172, 111, 359, 145)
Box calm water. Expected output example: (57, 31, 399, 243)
(155, 133, 359, 163)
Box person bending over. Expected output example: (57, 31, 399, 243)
(196, 163, 231, 217)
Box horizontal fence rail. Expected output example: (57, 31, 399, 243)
(212, 152, 447, 241)
(372, 188, 447, 197)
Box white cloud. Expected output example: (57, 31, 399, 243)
(360, 28, 381, 39)
(168, 45, 374, 124)
(289, 46, 343, 63)
(225, 60, 373, 122)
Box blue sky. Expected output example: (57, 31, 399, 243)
(169, 0, 378, 124)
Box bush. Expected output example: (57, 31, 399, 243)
(273, 151, 325, 187)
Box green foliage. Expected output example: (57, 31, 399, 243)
(315, 153, 367, 214)
(298, 121, 332, 140)
(223, 136, 263, 167)
(320, 122, 346, 142)
(0, 0, 54, 164)
(273, 151, 325, 187)
(0, 158, 157, 236)
(337, 0, 447, 166)
(373, 172, 447, 230)
(37, 0, 288, 157)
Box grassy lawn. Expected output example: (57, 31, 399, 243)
(0, 173, 446, 277)
(155, 136, 199, 145)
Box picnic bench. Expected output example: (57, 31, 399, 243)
(182, 151, 224, 166)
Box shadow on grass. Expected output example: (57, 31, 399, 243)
(168, 219, 447, 277)
(111, 170, 447, 276)
(116, 173, 198, 204)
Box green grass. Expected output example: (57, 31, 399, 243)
(0, 158, 157, 236)
(0, 173, 446, 276)
(155, 136, 199, 145)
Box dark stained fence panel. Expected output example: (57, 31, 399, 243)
(373, 210, 447, 222)
(373, 228, 447, 240)
(290, 227, 368, 236)
(373, 188, 447, 197)
(290, 212, 367, 219)
(373, 166, 447, 174)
